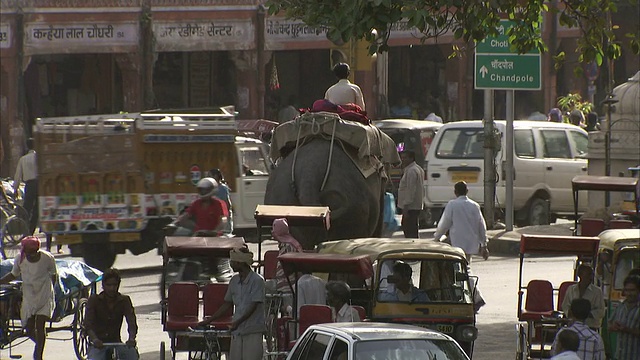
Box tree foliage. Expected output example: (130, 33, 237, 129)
(266, 0, 639, 65)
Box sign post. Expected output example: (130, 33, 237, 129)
(475, 20, 542, 231)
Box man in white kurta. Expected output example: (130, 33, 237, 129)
(0, 236, 57, 360)
(433, 181, 488, 311)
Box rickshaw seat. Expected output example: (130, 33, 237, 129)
(557, 281, 577, 311)
(580, 218, 605, 236)
(520, 280, 554, 321)
(263, 250, 280, 279)
(298, 304, 333, 335)
(166, 282, 199, 331)
(609, 219, 633, 229)
(203, 283, 233, 327)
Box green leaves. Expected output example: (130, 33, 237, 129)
(265, 0, 638, 64)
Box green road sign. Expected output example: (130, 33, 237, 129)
(475, 54, 541, 90)
(475, 20, 541, 90)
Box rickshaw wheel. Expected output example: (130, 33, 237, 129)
(160, 341, 166, 360)
(73, 298, 89, 360)
(1, 216, 29, 260)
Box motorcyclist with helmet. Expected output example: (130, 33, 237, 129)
(170, 177, 232, 282)
(174, 177, 229, 237)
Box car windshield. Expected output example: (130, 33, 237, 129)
(355, 339, 468, 360)
(376, 259, 473, 304)
(435, 128, 484, 159)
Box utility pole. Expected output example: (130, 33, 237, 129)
(483, 90, 496, 230)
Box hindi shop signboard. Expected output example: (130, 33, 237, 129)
(153, 19, 254, 52)
(24, 22, 139, 55)
(474, 20, 541, 90)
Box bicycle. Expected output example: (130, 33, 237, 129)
(0, 208, 29, 260)
(89, 342, 139, 360)
(187, 326, 230, 360)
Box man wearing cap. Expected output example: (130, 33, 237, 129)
(324, 63, 366, 110)
(199, 246, 265, 360)
(0, 236, 57, 360)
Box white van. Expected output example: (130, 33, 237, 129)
(425, 120, 589, 225)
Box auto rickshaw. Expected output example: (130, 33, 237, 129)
(515, 234, 600, 360)
(596, 229, 640, 358)
(316, 238, 478, 357)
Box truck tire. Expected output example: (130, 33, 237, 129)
(83, 243, 116, 271)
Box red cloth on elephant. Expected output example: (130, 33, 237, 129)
(308, 99, 370, 125)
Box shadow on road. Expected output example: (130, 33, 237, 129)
(474, 321, 518, 360)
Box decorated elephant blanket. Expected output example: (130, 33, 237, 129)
(270, 112, 400, 178)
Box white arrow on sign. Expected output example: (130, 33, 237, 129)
(480, 65, 488, 78)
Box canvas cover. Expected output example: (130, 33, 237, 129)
(270, 112, 400, 178)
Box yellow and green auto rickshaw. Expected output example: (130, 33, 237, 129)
(316, 238, 478, 357)
(596, 229, 640, 358)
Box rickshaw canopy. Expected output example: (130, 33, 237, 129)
(317, 238, 467, 262)
(519, 234, 600, 258)
(277, 252, 374, 279)
(598, 229, 640, 251)
(254, 205, 330, 229)
(163, 236, 245, 259)
(571, 175, 639, 192)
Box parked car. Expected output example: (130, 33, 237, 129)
(375, 119, 443, 227)
(287, 322, 470, 360)
(425, 120, 589, 226)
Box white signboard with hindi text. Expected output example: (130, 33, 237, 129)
(265, 19, 331, 50)
(24, 22, 139, 55)
(153, 19, 254, 52)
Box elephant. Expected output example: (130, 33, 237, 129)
(264, 138, 385, 249)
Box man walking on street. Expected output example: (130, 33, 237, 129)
(433, 181, 488, 310)
(199, 246, 265, 360)
(0, 236, 57, 360)
(397, 150, 424, 238)
(324, 63, 366, 110)
(14, 138, 38, 234)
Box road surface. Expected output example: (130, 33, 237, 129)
(2, 241, 577, 359)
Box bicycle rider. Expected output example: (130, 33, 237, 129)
(85, 268, 139, 360)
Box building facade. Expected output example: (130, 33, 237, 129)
(1, 0, 637, 177)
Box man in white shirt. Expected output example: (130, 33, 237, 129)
(561, 265, 605, 330)
(433, 181, 488, 311)
(433, 181, 488, 263)
(296, 271, 327, 316)
(14, 138, 38, 234)
(550, 330, 582, 360)
(397, 150, 424, 238)
(324, 63, 366, 111)
(326, 281, 361, 322)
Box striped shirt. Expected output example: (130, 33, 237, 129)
(551, 322, 605, 360)
(610, 300, 640, 360)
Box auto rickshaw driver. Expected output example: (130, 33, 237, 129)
(378, 261, 429, 303)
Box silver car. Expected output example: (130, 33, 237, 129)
(287, 322, 470, 360)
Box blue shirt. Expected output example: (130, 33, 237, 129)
(378, 286, 430, 303)
(383, 192, 398, 231)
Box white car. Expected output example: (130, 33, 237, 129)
(287, 322, 470, 360)
(425, 120, 589, 225)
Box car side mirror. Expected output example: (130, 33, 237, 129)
(454, 272, 469, 282)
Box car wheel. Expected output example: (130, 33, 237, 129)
(527, 198, 550, 226)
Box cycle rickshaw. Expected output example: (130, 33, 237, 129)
(515, 234, 600, 359)
(0, 258, 102, 359)
(160, 235, 245, 360)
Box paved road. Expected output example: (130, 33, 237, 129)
(2, 238, 577, 360)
